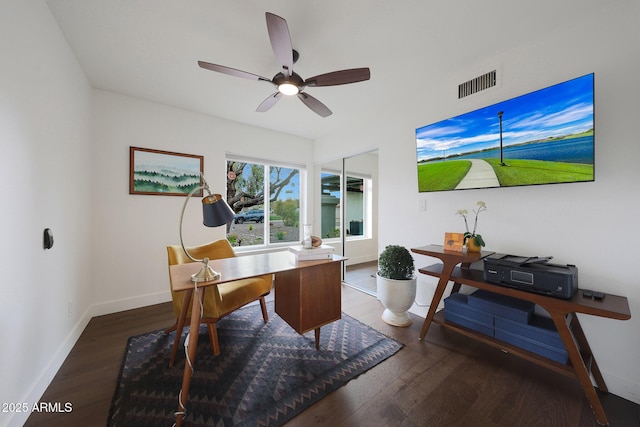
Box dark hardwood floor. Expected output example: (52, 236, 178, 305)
(25, 285, 639, 427)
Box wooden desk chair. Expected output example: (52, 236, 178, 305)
(165, 239, 272, 364)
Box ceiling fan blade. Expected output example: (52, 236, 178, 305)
(304, 68, 371, 87)
(266, 12, 293, 77)
(198, 61, 271, 82)
(297, 92, 332, 117)
(256, 92, 282, 112)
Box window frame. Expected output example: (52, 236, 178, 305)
(320, 168, 372, 242)
(344, 172, 372, 240)
(226, 155, 306, 251)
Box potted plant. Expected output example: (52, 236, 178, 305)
(457, 201, 487, 252)
(376, 245, 417, 327)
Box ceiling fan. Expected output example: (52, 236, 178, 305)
(198, 12, 371, 117)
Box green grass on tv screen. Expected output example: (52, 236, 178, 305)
(417, 159, 594, 192)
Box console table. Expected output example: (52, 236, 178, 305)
(169, 251, 346, 427)
(411, 245, 631, 426)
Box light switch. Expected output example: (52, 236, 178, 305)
(43, 228, 54, 249)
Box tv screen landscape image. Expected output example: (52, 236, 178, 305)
(416, 73, 594, 192)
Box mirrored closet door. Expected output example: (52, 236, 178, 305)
(316, 150, 378, 295)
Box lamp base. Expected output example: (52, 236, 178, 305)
(190, 264, 221, 283)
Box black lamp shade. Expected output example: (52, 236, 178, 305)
(202, 194, 235, 227)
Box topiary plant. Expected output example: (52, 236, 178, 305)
(377, 245, 415, 280)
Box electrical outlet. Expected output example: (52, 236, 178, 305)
(67, 301, 73, 317)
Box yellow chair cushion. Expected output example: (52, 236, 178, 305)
(167, 240, 272, 319)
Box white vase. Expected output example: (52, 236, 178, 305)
(376, 274, 417, 327)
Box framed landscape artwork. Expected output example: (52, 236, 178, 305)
(129, 147, 203, 196)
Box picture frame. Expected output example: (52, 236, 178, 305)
(444, 232, 465, 252)
(129, 147, 204, 196)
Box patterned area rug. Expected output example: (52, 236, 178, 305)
(107, 302, 402, 426)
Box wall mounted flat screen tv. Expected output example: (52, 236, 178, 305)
(416, 73, 594, 192)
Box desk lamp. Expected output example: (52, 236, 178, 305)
(179, 176, 235, 282)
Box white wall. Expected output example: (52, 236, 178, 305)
(89, 90, 313, 316)
(314, 1, 640, 404)
(0, 1, 93, 426)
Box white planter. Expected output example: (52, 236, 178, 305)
(376, 274, 417, 327)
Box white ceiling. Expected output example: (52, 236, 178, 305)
(45, 0, 608, 140)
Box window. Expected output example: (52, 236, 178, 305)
(320, 169, 372, 240)
(320, 170, 341, 239)
(226, 158, 303, 248)
(345, 175, 366, 237)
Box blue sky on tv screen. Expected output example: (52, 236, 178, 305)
(416, 74, 594, 162)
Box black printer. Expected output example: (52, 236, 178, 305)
(483, 254, 578, 299)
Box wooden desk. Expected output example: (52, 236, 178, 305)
(169, 251, 345, 427)
(411, 245, 631, 427)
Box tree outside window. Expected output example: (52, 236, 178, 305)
(226, 160, 301, 247)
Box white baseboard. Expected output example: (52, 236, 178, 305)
(4, 291, 172, 427)
(344, 255, 377, 267)
(601, 369, 640, 405)
(90, 290, 172, 317)
(6, 306, 92, 427)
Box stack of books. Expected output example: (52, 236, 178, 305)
(288, 244, 335, 261)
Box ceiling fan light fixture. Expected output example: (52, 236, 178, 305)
(278, 82, 299, 96)
(198, 13, 370, 117)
